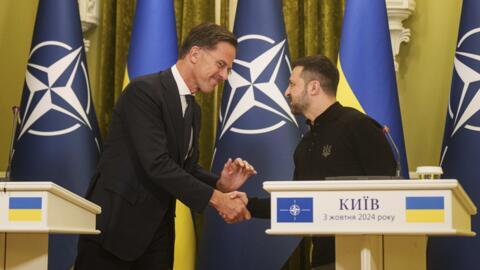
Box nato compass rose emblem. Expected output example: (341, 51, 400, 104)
(278, 198, 313, 222)
(17, 41, 98, 148)
(217, 34, 298, 139)
(288, 203, 302, 217)
(441, 27, 480, 163)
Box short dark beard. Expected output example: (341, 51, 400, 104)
(289, 88, 308, 115)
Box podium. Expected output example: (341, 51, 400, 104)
(0, 181, 101, 270)
(264, 179, 477, 270)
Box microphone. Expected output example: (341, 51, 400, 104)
(5, 106, 20, 180)
(382, 125, 402, 177)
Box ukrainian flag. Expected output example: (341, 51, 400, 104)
(406, 196, 445, 223)
(125, 1, 194, 269)
(123, 0, 178, 87)
(9, 197, 43, 222)
(337, 0, 408, 177)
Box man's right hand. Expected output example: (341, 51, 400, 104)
(209, 190, 251, 224)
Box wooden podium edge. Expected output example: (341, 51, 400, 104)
(0, 181, 101, 214)
(0, 228, 100, 234)
(265, 229, 476, 237)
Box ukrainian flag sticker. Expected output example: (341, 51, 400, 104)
(8, 197, 43, 222)
(405, 196, 444, 223)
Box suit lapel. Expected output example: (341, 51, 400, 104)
(159, 69, 186, 162)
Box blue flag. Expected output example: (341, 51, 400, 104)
(429, 0, 480, 268)
(277, 198, 314, 223)
(125, 0, 177, 81)
(337, 0, 409, 177)
(198, 1, 303, 269)
(10, 0, 101, 269)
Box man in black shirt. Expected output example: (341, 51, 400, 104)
(247, 55, 396, 269)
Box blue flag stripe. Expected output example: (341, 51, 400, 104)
(9, 197, 42, 209)
(127, 0, 177, 78)
(406, 197, 444, 209)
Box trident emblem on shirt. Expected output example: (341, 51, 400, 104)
(322, 145, 332, 158)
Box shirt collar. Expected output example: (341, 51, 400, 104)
(307, 101, 342, 128)
(171, 64, 194, 96)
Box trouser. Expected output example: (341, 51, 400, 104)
(312, 236, 335, 267)
(74, 216, 174, 270)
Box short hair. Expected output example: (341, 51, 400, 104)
(292, 55, 339, 96)
(179, 23, 237, 59)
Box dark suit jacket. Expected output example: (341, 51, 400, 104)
(82, 69, 218, 261)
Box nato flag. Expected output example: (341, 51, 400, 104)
(277, 198, 314, 223)
(10, 0, 101, 269)
(429, 0, 480, 269)
(198, 1, 303, 269)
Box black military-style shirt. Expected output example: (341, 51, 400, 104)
(295, 102, 396, 266)
(294, 101, 396, 181)
(248, 102, 396, 267)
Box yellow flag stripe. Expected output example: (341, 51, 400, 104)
(406, 210, 445, 223)
(123, 67, 130, 91)
(9, 210, 42, 222)
(336, 58, 365, 113)
(174, 201, 196, 270)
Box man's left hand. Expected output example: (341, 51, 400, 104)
(217, 158, 257, 192)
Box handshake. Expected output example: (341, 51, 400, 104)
(209, 158, 257, 224)
(209, 190, 251, 224)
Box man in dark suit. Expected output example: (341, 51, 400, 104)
(75, 23, 256, 270)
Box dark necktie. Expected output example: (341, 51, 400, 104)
(184, 95, 194, 158)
